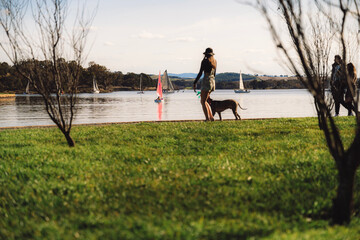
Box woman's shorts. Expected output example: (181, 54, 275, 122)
(202, 75, 215, 92)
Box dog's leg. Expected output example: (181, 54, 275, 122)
(232, 109, 240, 120)
(218, 112, 222, 121)
(212, 111, 216, 119)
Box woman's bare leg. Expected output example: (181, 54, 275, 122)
(201, 90, 214, 121)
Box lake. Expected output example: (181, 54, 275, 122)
(0, 89, 342, 128)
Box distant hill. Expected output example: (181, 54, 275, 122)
(215, 72, 257, 82)
(168, 72, 257, 81)
(152, 72, 304, 89)
(168, 73, 197, 78)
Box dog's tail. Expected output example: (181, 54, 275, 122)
(238, 102, 247, 110)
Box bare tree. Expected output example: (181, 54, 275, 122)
(246, 0, 360, 224)
(308, 13, 335, 128)
(0, 0, 96, 147)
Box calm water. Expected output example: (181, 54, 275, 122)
(0, 89, 343, 128)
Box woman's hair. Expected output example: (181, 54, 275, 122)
(347, 63, 356, 76)
(347, 63, 356, 79)
(208, 56, 216, 69)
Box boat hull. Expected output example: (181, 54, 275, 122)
(234, 89, 250, 93)
(163, 90, 174, 94)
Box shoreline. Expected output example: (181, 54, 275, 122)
(0, 93, 16, 98)
(0, 119, 220, 130)
(0, 117, 310, 130)
(3, 87, 308, 96)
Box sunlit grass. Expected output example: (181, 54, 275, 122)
(0, 117, 359, 239)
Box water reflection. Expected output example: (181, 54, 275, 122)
(157, 102, 162, 120)
(0, 89, 349, 128)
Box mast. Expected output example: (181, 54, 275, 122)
(25, 80, 30, 94)
(239, 70, 244, 90)
(139, 74, 142, 91)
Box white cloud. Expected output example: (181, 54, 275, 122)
(135, 31, 164, 39)
(168, 37, 196, 43)
(186, 17, 225, 31)
(175, 57, 193, 62)
(104, 41, 114, 46)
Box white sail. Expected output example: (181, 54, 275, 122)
(25, 80, 30, 94)
(239, 70, 244, 90)
(234, 70, 250, 93)
(161, 70, 174, 93)
(93, 76, 100, 93)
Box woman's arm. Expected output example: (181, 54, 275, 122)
(213, 59, 217, 76)
(193, 59, 205, 91)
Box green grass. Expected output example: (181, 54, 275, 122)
(1, 118, 360, 239)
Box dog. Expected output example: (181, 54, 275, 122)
(207, 98, 246, 121)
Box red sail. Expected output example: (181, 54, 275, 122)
(156, 71, 163, 99)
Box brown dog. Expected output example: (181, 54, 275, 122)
(207, 98, 246, 121)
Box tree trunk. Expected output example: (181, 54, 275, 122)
(63, 131, 75, 147)
(332, 157, 356, 225)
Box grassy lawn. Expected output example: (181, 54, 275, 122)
(1, 118, 360, 239)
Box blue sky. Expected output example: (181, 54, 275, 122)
(0, 0, 285, 75)
(84, 0, 283, 75)
(2, 1, 358, 76)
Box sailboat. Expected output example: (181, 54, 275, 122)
(137, 74, 144, 94)
(155, 71, 163, 103)
(24, 80, 30, 94)
(93, 76, 100, 94)
(161, 70, 174, 93)
(234, 70, 250, 93)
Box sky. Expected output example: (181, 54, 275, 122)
(2, 1, 359, 76)
(82, 0, 284, 75)
(0, 0, 287, 75)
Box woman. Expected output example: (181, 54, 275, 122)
(330, 55, 344, 116)
(193, 48, 217, 121)
(344, 63, 357, 116)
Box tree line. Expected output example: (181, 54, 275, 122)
(1, 59, 308, 93)
(216, 79, 305, 89)
(0, 61, 157, 93)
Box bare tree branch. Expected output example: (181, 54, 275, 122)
(0, 0, 96, 147)
(248, 0, 360, 225)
